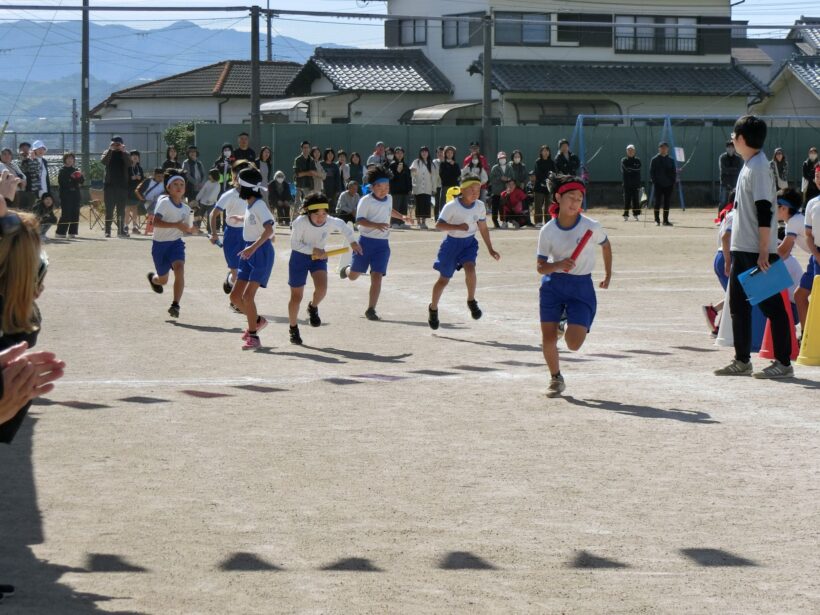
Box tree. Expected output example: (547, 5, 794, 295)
(163, 121, 195, 157)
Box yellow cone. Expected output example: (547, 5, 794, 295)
(797, 276, 820, 366)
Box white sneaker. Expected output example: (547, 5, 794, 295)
(714, 359, 753, 376)
(752, 360, 794, 379)
(546, 374, 565, 398)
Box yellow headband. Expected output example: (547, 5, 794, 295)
(306, 202, 329, 211)
(460, 178, 480, 189)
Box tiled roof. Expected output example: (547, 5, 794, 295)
(470, 59, 767, 97)
(786, 56, 820, 96)
(732, 47, 773, 65)
(91, 60, 301, 115)
(286, 48, 452, 94)
(793, 17, 820, 50)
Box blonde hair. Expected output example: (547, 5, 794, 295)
(0, 211, 41, 334)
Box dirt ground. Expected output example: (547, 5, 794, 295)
(0, 208, 818, 615)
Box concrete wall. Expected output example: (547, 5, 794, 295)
(94, 97, 260, 125)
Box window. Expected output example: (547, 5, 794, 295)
(615, 15, 698, 54)
(442, 13, 483, 48)
(495, 12, 550, 46)
(399, 19, 426, 46)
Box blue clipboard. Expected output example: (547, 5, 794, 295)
(737, 258, 792, 306)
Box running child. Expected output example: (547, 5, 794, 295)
(339, 165, 408, 321)
(287, 192, 362, 345)
(196, 168, 220, 232)
(537, 174, 612, 397)
(146, 170, 198, 318)
(703, 191, 734, 335)
(210, 160, 253, 300)
(428, 173, 500, 330)
(228, 167, 275, 350)
(797, 165, 820, 337)
(776, 189, 811, 317)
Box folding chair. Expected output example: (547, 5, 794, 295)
(86, 200, 105, 231)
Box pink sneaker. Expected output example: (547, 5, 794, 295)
(242, 335, 261, 350)
(702, 305, 718, 335)
(241, 317, 268, 340)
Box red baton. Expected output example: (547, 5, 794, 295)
(565, 229, 593, 271)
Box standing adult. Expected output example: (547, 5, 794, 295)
(438, 146, 461, 219)
(21, 140, 50, 205)
(533, 145, 556, 227)
(292, 140, 314, 206)
(347, 152, 364, 190)
(0, 148, 26, 212)
(162, 145, 180, 171)
(366, 141, 386, 167)
(555, 139, 580, 176)
(489, 151, 512, 229)
(462, 141, 490, 177)
(462, 151, 489, 202)
(621, 145, 642, 221)
(101, 135, 131, 238)
(389, 146, 412, 228)
(56, 152, 83, 239)
(215, 143, 235, 195)
(410, 146, 436, 229)
(321, 148, 342, 213)
(310, 146, 326, 194)
(233, 131, 256, 163)
(650, 141, 676, 227)
(181, 145, 206, 202)
(718, 139, 743, 213)
(509, 150, 527, 189)
(802, 147, 820, 207)
(770, 147, 789, 192)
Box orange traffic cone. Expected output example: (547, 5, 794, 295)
(797, 275, 820, 366)
(759, 290, 799, 361)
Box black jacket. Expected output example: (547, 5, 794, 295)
(438, 160, 461, 189)
(555, 152, 580, 176)
(389, 159, 412, 195)
(719, 152, 743, 187)
(650, 154, 676, 188)
(621, 156, 642, 189)
(534, 157, 557, 194)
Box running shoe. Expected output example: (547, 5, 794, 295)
(307, 302, 321, 327)
(242, 335, 261, 350)
(546, 374, 566, 398)
(340, 265, 350, 279)
(467, 299, 482, 320)
(428, 304, 440, 330)
(223, 272, 233, 294)
(702, 304, 719, 335)
(147, 272, 163, 293)
(752, 360, 794, 379)
(714, 359, 753, 376)
(289, 325, 303, 345)
(365, 307, 380, 321)
(168, 303, 180, 318)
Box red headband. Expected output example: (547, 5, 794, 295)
(556, 181, 586, 196)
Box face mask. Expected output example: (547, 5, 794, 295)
(472, 157, 479, 164)
(387, 154, 394, 161)
(275, 177, 284, 184)
(223, 150, 231, 157)
(498, 158, 507, 166)
(811, 154, 818, 161)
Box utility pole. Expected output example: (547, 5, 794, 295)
(481, 14, 493, 157)
(72, 98, 78, 153)
(81, 0, 90, 184)
(266, 0, 272, 62)
(250, 5, 261, 152)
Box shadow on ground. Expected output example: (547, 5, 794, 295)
(563, 397, 720, 424)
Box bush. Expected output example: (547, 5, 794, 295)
(164, 121, 196, 156)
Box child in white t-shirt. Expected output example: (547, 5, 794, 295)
(287, 192, 361, 345)
(537, 174, 612, 397)
(776, 189, 811, 330)
(703, 194, 734, 336)
(228, 168, 276, 350)
(146, 171, 198, 318)
(427, 173, 500, 330)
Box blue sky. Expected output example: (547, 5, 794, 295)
(0, 0, 807, 47)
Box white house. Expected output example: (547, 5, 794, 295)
(375, 0, 766, 124)
(91, 60, 301, 152)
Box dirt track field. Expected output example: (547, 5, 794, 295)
(1, 208, 818, 614)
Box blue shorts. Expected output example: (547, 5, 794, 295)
(288, 250, 328, 287)
(539, 273, 597, 331)
(799, 255, 818, 291)
(434, 235, 479, 279)
(351, 235, 390, 275)
(714, 251, 729, 291)
(151, 239, 185, 277)
(222, 225, 244, 270)
(237, 240, 275, 288)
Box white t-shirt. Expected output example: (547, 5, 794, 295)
(290, 214, 355, 255)
(438, 198, 487, 239)
(730, 151, 777, 253)
(537, 214, 608, 276)
(805, 196, 820, 247)
(356, 193, 393, 240)
(214, 188, 246, 228)
(785, 212, 809, 254)
(243, 197, 275, 242)
(152, 196, 191, 243)
(717, 210, 733, 250)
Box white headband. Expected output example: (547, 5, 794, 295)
(166, 175, 185, 185)
(238, 177, 263, 191)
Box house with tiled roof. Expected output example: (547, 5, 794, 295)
(270, 47, 453, 124)
(749, 17, 820, 117)
(367, 0, 767, 125)
(90, 60, 300, 151)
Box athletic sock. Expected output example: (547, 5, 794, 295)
(249, 329, 257, 335)
(171, 302, 180, 307)
(551, 371, 561, 378)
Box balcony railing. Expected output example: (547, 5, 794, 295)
(615, 36, 698, 54)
